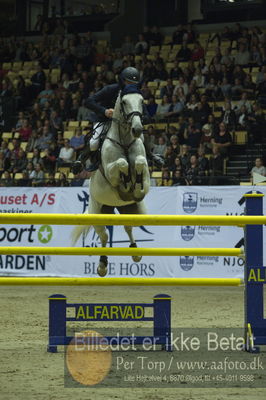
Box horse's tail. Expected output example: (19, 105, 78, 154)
(71, 225, 92, 246)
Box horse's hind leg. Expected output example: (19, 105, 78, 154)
(94, 225, 109, 277)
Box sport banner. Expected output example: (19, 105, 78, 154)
(0, 186, 265, 278)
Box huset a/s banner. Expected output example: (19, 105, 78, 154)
(0, 186, 265, 278)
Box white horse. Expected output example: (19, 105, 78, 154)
(72, 89, 150, 276)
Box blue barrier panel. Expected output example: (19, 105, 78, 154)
(48, 293, 172, 353)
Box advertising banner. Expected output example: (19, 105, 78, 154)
(0, 186, 265, 278)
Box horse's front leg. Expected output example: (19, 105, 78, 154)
(94, 225, 109, 277)
(133, 155, 150, 200)
(124, 226, 142, 263)
(105, 158, 130, 191)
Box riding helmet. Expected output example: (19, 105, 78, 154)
(120, 67, 140, 84)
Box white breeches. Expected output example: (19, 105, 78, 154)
(90, 122, 104, 151)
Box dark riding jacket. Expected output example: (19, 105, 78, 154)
(85, 83, 151, 124)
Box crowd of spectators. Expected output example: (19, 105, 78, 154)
(0, 22, 266, 187)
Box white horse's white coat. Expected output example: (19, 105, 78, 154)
(72, 91, 150, 276)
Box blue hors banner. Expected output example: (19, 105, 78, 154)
(0, 185, 265, 278)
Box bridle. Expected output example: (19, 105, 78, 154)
(107, 93, 144, 152)
(119, 95, 143, 125)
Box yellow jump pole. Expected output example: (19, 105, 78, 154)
(0, 277, 243, 286)
(0, 213, 266, 226)
(0, 247, 243, 257)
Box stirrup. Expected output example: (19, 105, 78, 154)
(72, 160, 84, 174)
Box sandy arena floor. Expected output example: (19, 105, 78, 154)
(0, 285, 265, 400)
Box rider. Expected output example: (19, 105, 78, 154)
(72, 66, 163, 173)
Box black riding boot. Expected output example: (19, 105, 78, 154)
(72, 143, 99, 174)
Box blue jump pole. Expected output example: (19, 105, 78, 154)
(244, 192, 266, 352)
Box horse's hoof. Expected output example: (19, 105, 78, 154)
(132, 255, 142, 263)
(97, 261, 107, 277)
(129, 243, 142, 263)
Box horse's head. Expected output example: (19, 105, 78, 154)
(119, 92, 144, 138)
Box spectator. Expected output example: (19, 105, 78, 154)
(0, 150, 10, 174)
(165, 94, 184, 119)
(18, 119, 32, 141)
(42, 148, 56, 173)
(172, 169, 186, 186)
(171, 156, 183, 173)
(50, 109, 62, 135)
(234, 43, 250, 66)
(184, 154, 199, 185)
(192, 67, 205, 88)
(57, 139, 74, 166)
(30, 63, 46, 99)
(184, 123, 201, 153)
(220, 77, 232, 99)
(200, 124, 213, 154)
(250, 157, 266, 177)
(221, 48, 234, 66)
(27, 162, 35, 179)
(36, 126, 53, 150)
(70, 127, 85, 158)
(169, 134, 180, 155)
(32, 148, 43, 167)
(135, 34, 148, 54)
(169, 61, 183, 80)
(186, 94, 199, 111)
(231, 78, 243, 98)
(179, 144, 191, 169)
(212, 122, 232, 157)
(77, 99, 94, 121)
(160, 170, 172, 186)
(141, 82, 152, 100)
(209, 145, 224, 184)
(173, 76, 189, 96)
(191, 42, 204, 61)
(163, 145, 176, 170)
(12, 149, 27, 173)
(32, 163, 45, 186)
(247, 103, 265, 143)
(197, 148, 209, 176)
(146, 96, 158, 118)
(237, 105, 249, 129)
(176, 43, 192, 62)
(46, 172, 57, 187)
(205, 78, 220, 99)
(155, 95, 171, 121)
(38, 82, 54, 106)
(56, 172, 69, 186)
(235, 92, 252, 114)
(153, 136, 167, 157)
(221, 102, 236, 131)
(160, 79, 174, 99)
(1, 170, 13, 186)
